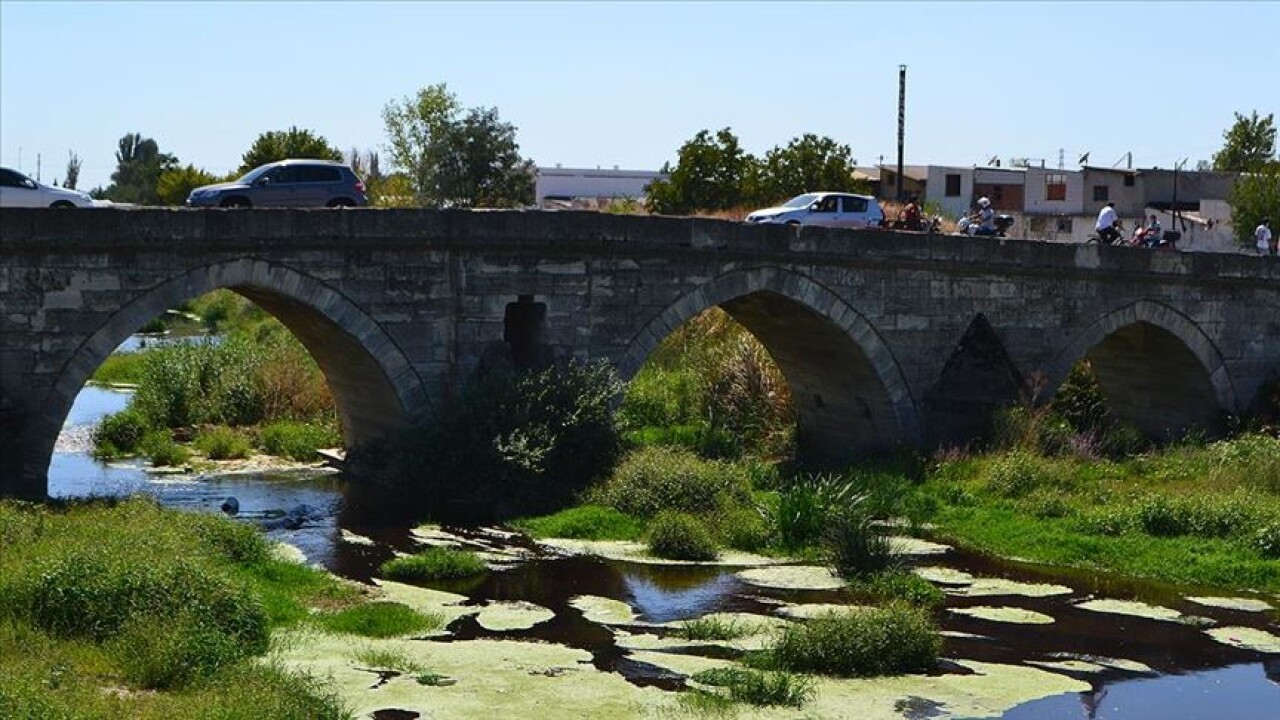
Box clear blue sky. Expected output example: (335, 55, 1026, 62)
(2, 1, 1275, 191)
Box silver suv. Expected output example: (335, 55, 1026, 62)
(745, 192, 884, 229)
(186, 159, 367, 208)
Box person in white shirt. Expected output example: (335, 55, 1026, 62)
(1096, 202, 1120, 244)
(1257, 218, 1273, 256)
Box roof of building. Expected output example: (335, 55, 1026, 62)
(875, 164, 930, 182)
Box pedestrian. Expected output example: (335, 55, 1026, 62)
(1256, 217, 1273, 257)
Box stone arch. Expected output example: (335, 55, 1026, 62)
(618, 267, 919, 457)
(30, 258, 425, 492)
(1047, 299, 1236, 437)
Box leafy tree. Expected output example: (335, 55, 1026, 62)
(1229, 163, 1280, 246)
(382, 83, 534, 207)
(237, 126, 342, 175)
(645, 128, 758, 215)
(751, 133, 867, 206)
(156, 164, 223, 206)
(100, 133, 177, 205)
(64, 151, 81, 190)
(1213, 111, 1277, 172)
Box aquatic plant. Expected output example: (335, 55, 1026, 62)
(381, 547, 488, 582)
(91, 407, 149, 458)
(824, 503, 896, 580)
(261, 420, 339, 461)
(676, 616, 750, 641)
(352, 644, 425, 674)
(195, 426, 253, 460)
(847, 570, 945, 608)
(761, 604, 940, 677)
(511, 504, 644, 541)
(690, 667, 814, 707)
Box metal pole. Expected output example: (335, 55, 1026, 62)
(897, 65, 906, 202)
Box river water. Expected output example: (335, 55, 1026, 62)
(49, 382, 1280, 719)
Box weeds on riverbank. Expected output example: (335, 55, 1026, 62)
(756, 605, 940, 677)
(0, 497, 356, 717)
(689, 667, 814, 707)
(511, 505, 644, 541)
(317, 602, 443, 638)
(646, 511, 719, 561)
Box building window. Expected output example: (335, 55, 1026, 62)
(1093, 185, 1110, 202)
(1045, 173, 1066, 201)
(945, 174, 961, 196)
(1056, 218, 1073, 233)
(1124, 174, 1135, 187)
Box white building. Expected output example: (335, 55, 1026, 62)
(534, 166, 667, 206)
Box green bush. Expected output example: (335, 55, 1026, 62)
(825, 508, 896, 580)
(316, 601, 443, 638)
(589, 446, 751, 518)
(365, 360, 622, 521)
(647, 511, 719, 561)
(714, 505, 772, 551)
(1254, 523, 1280, 558)
(91, 408, 150, 459)
(195, 426, 253, 460)
(690, 667, 814, 708)
(511, 505, 644, 540)
(985, 451, 1055, 498)
(140, 429, 190, 467)
(261, 421, 338, 462)
(763, 604, 939, 677)
(1134, 494, 1260, 538)
(381, 548, 488, 582)
(771, 474, 859, 549)
(110, 611, 249, 689)
(676, 616, 749, 641)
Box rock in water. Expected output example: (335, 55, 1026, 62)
(220, 497, 240, 516)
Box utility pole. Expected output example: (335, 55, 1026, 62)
(896, 65, 907, 201)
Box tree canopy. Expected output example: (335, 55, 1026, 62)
(1229, 164, 1280, 247)
(645, 128, 866, 215)
(382, 83, 534, 207)
(1212, 111, 1277, 172)
(156, 164, 223, 206)
(237, 127, 342, 175)
(98, 133, 177, 204)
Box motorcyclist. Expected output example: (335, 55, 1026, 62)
(1095, 202, 1121, 244)
(972, 197, 997, 236)
(1139, 214, 1163, 247)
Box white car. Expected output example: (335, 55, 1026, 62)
(745, 192, 885, 229)
(0, 166, 96, 208)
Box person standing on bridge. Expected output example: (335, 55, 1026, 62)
(1096, 202, 1121, 245)
(1255, 217, 1273, 256)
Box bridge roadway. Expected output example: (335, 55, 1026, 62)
(2, 208, 1277, 499)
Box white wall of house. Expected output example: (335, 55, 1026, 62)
(535, 167, 667, 204)
(925, 166, 972, 218)
(1024, 167, 1085, 215)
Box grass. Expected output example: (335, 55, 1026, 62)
(261, 421, 339, 462)
(690, 667, 814, 708)
(90, 352, 146, 386)
(0, 497, 358, 717)
(510, 504, 644, 540)
(315, 602, 444, 638)
(847, 570, 945, 608)
(195, 426, 254, 460)
(380, 547, 488, 582)
(675, 616, 750, 641)
(757, 605, 940, 677)
(352, 644, 425, 674)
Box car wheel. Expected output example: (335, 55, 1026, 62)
(327, 198, 355, 208)
(220, 197, 250, 209)
(50, 201, 76, 209)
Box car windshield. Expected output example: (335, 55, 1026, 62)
(781, 193, 821, 209)
(237, 165, 274, 184)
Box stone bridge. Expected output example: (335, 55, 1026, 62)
(2, 208, 1278, 499)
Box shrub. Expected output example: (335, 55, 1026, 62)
(825, 508, 896, 580)
(985, 451, 1054, 498)
(261, 421, 338, 462)
(110, 610, 249, 689)
(316, 602, 443, 638)
(353, 644, 425, 674)
(90, 351, 147, 386)
(381, 548, 488, 582)
(91, 408, 149, 458)
(140, 429, 190, 466)
(714, 504, 772, 551)
(364, 360, 622, 521)
(590, 446, 751, 518)
(1134, 494, 1258, 538)
(1254, 523, 1280, 559)
(690, 668, 814, 708)
(763, 604, 939, 677)
(195, 426, 253, 460)
(647, 511, 719, 561)
(511, 505, 644, 541)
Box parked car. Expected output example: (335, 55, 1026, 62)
(186, 159, 367, 208)
(744, 192, 884, 229)
(0, 167, 96, 208)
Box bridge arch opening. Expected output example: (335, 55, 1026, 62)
(1049, 302, 1234, 441)
(620, 270, 918, 462)
(31, 259, 423, 497)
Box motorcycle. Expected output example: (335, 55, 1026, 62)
(956, 213, 1014, 237)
